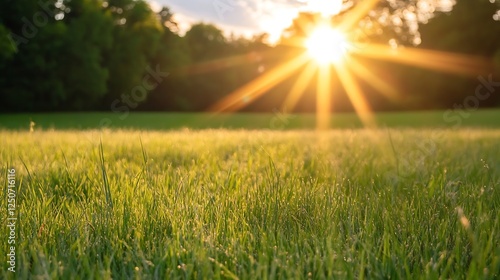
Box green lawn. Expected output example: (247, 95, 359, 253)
(0, 112, 499, 279)
(1, 109, 500, 130)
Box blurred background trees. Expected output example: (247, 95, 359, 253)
(0, 0, 499, 112)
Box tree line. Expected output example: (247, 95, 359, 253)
(0, 0, 499, 113)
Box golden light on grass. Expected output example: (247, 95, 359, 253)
(456, 207, 471, 230)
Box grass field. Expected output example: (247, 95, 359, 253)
(1, 111, 499, 279)
(1, 109, 500, 130)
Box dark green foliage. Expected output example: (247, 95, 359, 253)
(102, 0, 162, 107)
(185, 23, 228, 62)
(412, 0, 500, 108)
(60, 0, 113, 109)
(0, 24, 17, 60)
(0, 0, 499, 112)
(420, 0, 500, 55)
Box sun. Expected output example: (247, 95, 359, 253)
(208, 0, 490, 130)
(305, 26, 350, 65)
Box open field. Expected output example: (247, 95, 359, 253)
(1, 112, 499, 279)
(1, 109, 500, 130)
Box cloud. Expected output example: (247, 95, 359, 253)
(153, 0, 305, 37)
(156, 0, 258, 28)
(148, 0, 163, 12)
(152, 0, 346, 41)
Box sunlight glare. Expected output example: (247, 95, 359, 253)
(209, 54, 310, 113)
(305, 0, 343, 17)
(316, 63, 332, 130)
(354, 43, 493, 76)
(334, 63, 376, 128)
(259, 9, 299, 44)
(306, 26, 350, 65)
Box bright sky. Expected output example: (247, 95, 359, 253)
(149, 0, 458, 43)
(150, 0, 345, 42)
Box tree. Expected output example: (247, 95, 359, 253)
(56, 0, 113, 109)
(102, 0, 162, 108)
(419, 0, 500, 55)
(282, 0, 459, 47)
(143, 7, 191, 111)
(277, 0, 500, 112)
(184, 23, 228, 61)
(158, 7, 178, 33)
(0, 24, 17, 61)
(0, 0, 66, 111)
(413, 0, 500, 107)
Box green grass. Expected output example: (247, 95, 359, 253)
(1, 109, 500, 130)
(0, 112, 499, 279)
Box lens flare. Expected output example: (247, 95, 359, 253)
(305, 26, 349, 65)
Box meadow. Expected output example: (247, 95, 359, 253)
(2, 109, 500, 130)
(0, 111, 499, 279)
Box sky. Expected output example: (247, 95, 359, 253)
(149, 0, 458, 43)
(150, 0, 344, 42)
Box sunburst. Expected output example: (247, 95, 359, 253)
(207, 0, 493, 130)
(305, 25, 350, 65)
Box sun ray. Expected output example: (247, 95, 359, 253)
(176, 50, 271, 76)
(208, 53, 310, 113)
(354, 44, 493, 76)
(347, 58, 401, 103)
(337, 0, 380, 32)
(174, 47, 303, 77)
(316, 64, 332, 130)
(203, 0, 492, 130)
(282, 61, 317, 113)
(279, 13, 319, 49)
(334, 63, 376, 128)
